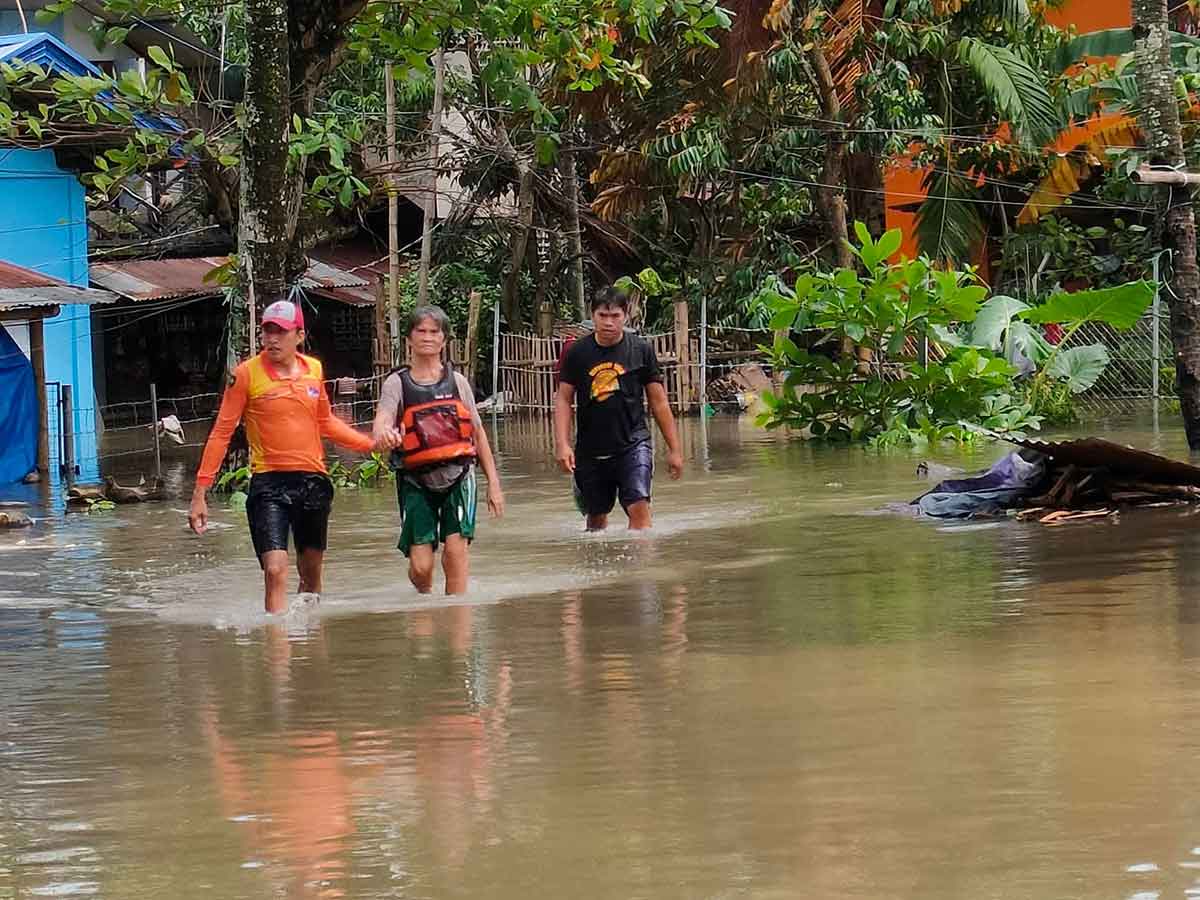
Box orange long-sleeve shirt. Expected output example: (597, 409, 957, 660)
(195, 352, 373, 487)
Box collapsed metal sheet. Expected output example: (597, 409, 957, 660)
(1001, 436, 1200, 487)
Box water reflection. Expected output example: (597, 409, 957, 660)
(14, 418, 1200, 896)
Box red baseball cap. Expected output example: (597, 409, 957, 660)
(261, 299, 305, 331)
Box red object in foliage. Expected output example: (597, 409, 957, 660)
(1043, 323, 1064, 345)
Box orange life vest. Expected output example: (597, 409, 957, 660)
(394, 364, 477, 471)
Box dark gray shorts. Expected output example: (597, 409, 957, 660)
(573, 441, 653, 517)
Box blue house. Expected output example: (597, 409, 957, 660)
(0, 32, 180, 483)
(0, 148, 98, 481)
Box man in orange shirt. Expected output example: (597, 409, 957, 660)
(189, 300, 398, 613)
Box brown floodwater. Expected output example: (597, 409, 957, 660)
(4, 414, 1200, 899)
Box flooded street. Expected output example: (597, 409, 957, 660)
(6, 416, 1200, 898)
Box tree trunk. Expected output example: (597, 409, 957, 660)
(807, 42, 858, 367)
(239, 0, 293, 307)
(846, 151, 886, 238)
(1134, 0, 1200, 448)
(503, 165, 536, 332)
(560, 144, 587, 320)
(806, 44, 853, 269)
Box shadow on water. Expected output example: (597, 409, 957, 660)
(12, 414, 1200, 896)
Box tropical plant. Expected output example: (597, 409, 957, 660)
(964, 281, 1157, 414)
(327, 453, 396, 490)
(997, 216, 1158, 296)
(85, 498, 117, 514)
(855, 0, 1071, 262)
(214, 464, 252, 494)
(1012, 27, 1200, 227)
(756, 224, 1042, 445)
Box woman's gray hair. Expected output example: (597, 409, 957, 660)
(407, 305, 454, 339)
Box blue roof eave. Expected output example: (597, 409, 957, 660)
(0, 31, 184, 137)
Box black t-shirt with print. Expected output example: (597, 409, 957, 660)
(560, 332, 663, 458)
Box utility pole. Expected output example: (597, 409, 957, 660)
(385, 62, 400, 363)
(1133, 0, 1200, 447)
(417, 47, 447, 306)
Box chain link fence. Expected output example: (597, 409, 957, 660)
(1074, 302, 1170, 412)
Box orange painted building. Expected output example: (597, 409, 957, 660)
(882, 0, 1133, 264)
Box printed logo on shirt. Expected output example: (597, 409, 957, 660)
(588, 362, 626, 402)
(307, 386, 320, 398)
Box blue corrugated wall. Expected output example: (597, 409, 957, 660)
(0, 148, 98, 483)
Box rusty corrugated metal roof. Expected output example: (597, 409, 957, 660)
(308, 244, 394, 281)
(302, 259, 369, 290)
(308, 285, 378, 307)
(90, 257, 230, 302)
(90, 256, 369, 304)
(1004, 435, 1200, 487)
(0, 259, 67, 289)
(0, 260, 116, 311)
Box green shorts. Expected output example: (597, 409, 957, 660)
(397, 469, 477, 557)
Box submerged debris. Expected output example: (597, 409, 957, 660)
(67, 476, 165, 511)
(913, 437, 1200, 522)
(0, 510, 32, 529)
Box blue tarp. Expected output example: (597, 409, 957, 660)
(913, 450, 1047, 519)
(0, 323, 37, 483)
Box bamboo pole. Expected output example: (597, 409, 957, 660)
(1132, 165, 1200, 186)
(465, 290, 482, 385)
(561, 145, 587, 321)
(699, 293, 707, 410)
(674, 300, 690, 413)
(492, 293, 501, 402)
(150, 382, 161, 481)
(385, 62, 400, 363)
(417, 47, 447, 306)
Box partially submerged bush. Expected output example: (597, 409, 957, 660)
(757, 223, 1155, 447)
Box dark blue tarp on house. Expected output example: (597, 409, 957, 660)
(0, 323, 37, 483)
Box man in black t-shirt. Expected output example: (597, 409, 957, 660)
(554, 286, 683, 531)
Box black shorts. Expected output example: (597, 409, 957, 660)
(246, 472, 334, 560)
(573, 441, 653, 517)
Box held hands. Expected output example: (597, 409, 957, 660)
(188, 489, 209, 535)
(374, 426, 403, 453)
(556, 446, 576, 475)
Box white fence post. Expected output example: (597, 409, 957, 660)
(1152, 254, 1161, 402)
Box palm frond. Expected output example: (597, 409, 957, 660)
(957, 37, 1058, 145)
(1051, 28, 1200, 75)
(915, 169, 987, 265)
(1016, 113, 1140, 226)
(1051, 28, 1133, 74)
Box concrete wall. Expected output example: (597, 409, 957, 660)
(0, 148, 98, 482)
